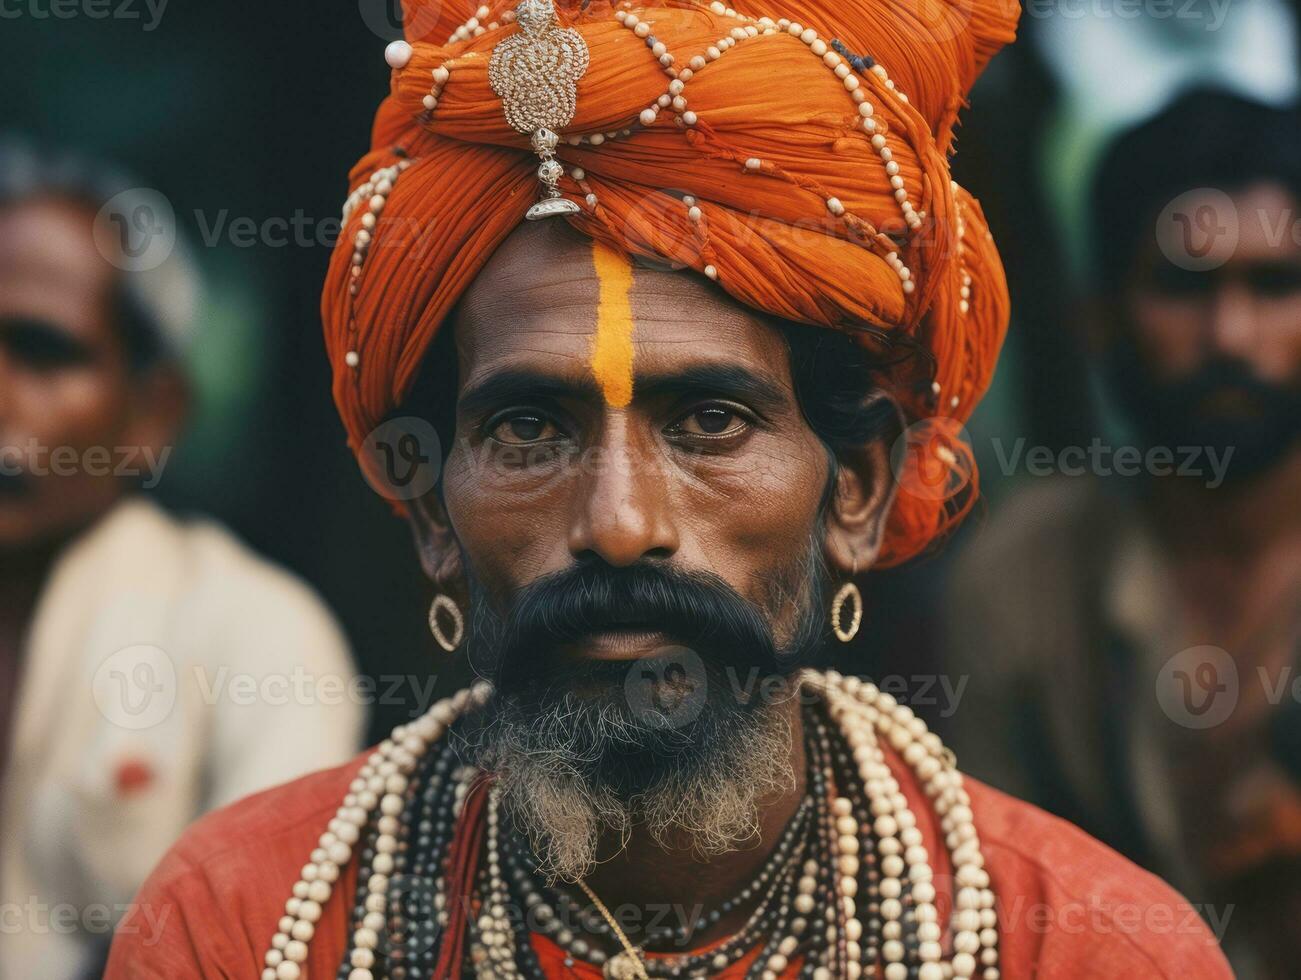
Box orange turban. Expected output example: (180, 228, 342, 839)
(323, 0, 1018, 565)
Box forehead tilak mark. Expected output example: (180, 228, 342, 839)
(589, 241, 636, 408)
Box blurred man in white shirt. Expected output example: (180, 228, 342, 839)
(0, 145, 364, 979)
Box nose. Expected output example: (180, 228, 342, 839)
(1206, 279, 1257, 362)
(567, 413, 679, 567)
(0, 350, 14, 427)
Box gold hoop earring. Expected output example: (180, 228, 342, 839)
(831, 557, 862, 643)
(428, 594, 464, 652)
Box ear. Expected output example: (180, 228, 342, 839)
(1082, 291, 1120, 358)
(120, 364, 189, 470)
(822, 391, 903, 577)
(406, 489, 463, 587)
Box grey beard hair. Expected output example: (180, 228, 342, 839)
(480, 692, 797, 883)
(458, 529, 827, 882)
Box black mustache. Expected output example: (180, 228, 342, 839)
(0, 468, 30, 498)
(1166, 358, 1295, 413)
(472, 561, 788, 683)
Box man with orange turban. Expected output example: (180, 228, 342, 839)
(107, 0, 1232, 976)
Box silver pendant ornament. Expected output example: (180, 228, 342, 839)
(489, 0, 590, 219)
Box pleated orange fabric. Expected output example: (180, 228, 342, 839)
(322, 0, 1019, 565)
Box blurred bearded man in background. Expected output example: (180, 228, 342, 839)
(110, 0, 1231, 977)
(945, 89, 1301, 978)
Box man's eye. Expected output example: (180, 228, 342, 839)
(673, 405, 748, 437)
(1147, 262, 1214, 297)
(488, 413, 561, 445)
(0, 317, 94, 371)
(1246, 263, 1301, 298)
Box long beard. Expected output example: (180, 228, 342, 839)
(454, 542, 824, 881)
(465, 677, 797, 881)
(1108, 347, 1301, 483)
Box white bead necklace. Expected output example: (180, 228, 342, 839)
(258, 672, 998, 980)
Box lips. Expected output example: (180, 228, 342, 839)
(0, 469, 30, 499)
(559, 627, 679, 662)
(1196, 386, 1265, 420)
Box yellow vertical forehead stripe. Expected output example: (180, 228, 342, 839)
(589, 241, 635, 408)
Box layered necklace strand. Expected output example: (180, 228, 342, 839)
(264, 672, 999, 980)
(495, 794, 817, 976)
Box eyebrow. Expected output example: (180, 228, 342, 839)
(457, 370, 598, 417)
(636, 365, 788, 413)
(456, 364, 789, 417)
(0, 315, 98, 361)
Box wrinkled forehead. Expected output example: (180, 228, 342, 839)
(0, 197, 109, 290)
(1146, 181, 1301, 271)
(0, 197, 116, 336)
(453, 220, 794, 404)
(1226, 182, 1301, 260)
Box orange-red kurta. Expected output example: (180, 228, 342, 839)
(105, 743, 1233, 979)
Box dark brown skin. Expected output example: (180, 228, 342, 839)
(0, 197, 186, 553)
(407, 220, 899, 943)
(1127, 182, 1301, 558)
